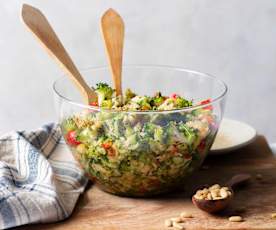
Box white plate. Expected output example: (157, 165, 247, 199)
(210, 118, 257, 155)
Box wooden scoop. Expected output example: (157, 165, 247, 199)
(192, 174, 251, 213)
(101, 8, 124, 96)
(21, 4, 97, 105)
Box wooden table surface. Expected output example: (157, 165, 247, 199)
(18, 136, 276, 230)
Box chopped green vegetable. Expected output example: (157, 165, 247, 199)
(125, 88, 136, 102)
(95, 82, 114, 105)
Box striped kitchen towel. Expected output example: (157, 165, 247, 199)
(0, 124, 88, 229)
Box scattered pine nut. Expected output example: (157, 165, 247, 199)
(170, 217, 182, 223)
(229, 216, 243, 222)
(172, 222, 185, 230)
(180, 212, 193, 218)
(164, 219, 173, 227)
(271, 213, 276, 219)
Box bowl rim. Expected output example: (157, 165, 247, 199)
(53, 64, 228, 114)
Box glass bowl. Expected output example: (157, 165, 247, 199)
(53, 65, 227, 197)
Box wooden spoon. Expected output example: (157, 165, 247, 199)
(21, 4, 97, 105)
(192, 174, 251, 213)
(101, 8, 124, 96)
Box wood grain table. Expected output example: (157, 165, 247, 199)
(18, 136, 276, 230)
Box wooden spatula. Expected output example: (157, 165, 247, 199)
(101, 8, 124, 96)
(21, 4, 97, 105)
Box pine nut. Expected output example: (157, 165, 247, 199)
(213, 196, 223, 200)
(194, 194, 201, 200)
(164, 219, 172, 227)
(202, 193, 207, 199)
(172, 222, 185, 230)
(180, 212, 193, 218)
(210, 190, 219, 198)
(220, 188, 228, 198)
(170, 217, 182, 223)
(198, 195, 204, 200)
(210, 184, 220, 190)
(207, 193, 212, 200)
(271, 213, 276, 219)
(229, 216, 243, 222)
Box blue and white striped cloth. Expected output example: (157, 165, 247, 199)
(0, 124, 87, 229)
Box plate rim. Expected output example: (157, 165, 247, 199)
(210, 118, 257, 154)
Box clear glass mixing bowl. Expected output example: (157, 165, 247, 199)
(53, 65, 227, 197)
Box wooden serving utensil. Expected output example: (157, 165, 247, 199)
(192, 174, 251, 213)
(101, 8, 124, 96)
(21, 4, 97, 105)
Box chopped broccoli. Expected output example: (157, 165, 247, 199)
(125, 88, 136, 102)
(175, 97, 193, 108)
(150, 94, 165, 107)
(62, 118, 77, 132)
(95, 82, 114, 105)
(101, 99, 113, 109)
(178, 123, 196, 144)
(138, 97, 152, 110)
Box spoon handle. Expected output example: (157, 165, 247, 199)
(101, 8, 124, 96)
(226, 173, 251, 189)
(21, 4, 97, 104)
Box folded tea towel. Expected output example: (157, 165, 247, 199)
(0, 124, 87, 229)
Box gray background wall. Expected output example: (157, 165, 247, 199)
(0, 0, 275, 142)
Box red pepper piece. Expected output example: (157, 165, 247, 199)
(198, 140, 206, 152)
(184, 154, 192, 160)
(171, 145, 179, 155)
(102, 142, 116, 156)
(66, 131, 81, 146)
(200, 98, 213, 110)
(101, 142, 112, 149)
(107, 148, 116, 157)
(89, 101, 98, 106)
(171, 93, 178, 99)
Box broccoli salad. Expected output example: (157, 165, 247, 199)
(61, 83, 218, 196)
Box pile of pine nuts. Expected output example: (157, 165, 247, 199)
(193, 184, 232, 200)
(165, 212, 193, 229)
(164, 211, 244, 229)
